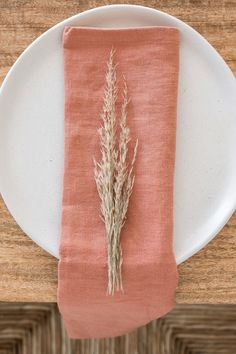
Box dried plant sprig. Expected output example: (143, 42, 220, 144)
(94, 49, 138, 295)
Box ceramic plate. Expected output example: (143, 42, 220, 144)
(0, 4, 236, 263)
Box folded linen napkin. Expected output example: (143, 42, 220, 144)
(58, 26, 180, 339)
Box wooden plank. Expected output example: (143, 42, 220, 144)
(0, 0, 235, 302)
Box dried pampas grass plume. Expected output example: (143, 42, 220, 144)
(94, 49, 138, 295)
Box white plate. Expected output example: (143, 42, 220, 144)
(0, 4, 236, 264)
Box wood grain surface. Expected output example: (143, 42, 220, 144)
(0, 0, 235, 303)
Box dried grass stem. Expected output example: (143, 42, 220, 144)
(94, 49, 138, 295)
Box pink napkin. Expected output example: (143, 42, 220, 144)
(58, 26, 180, 339)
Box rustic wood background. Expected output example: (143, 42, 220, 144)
(0, 0, 235, 303)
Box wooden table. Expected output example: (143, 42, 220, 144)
(0, 0, 235, 303)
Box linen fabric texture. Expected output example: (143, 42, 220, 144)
(58, 26, 180, 339)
